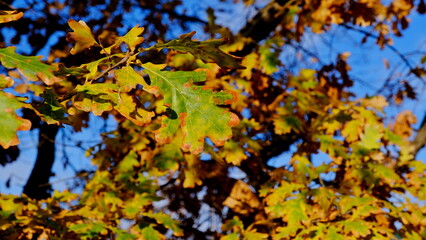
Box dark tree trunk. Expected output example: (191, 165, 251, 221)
(23, 123, 59, 200)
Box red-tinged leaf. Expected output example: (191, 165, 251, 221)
(0, 10, 23, 24)
(142, 63, 239, 154)
(154, 31, 245, 69)
(0, 47, 60, 85)
(0, 92, 31, 148)
(102, 26, 144, 54)
(67, 19, 97, 55)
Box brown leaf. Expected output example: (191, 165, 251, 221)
(393, 110, 416, 138)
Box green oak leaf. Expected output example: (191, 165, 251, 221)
(0, 92, 31, 148)
(0, 47, 60, 85)
(154, 31, 245, 69)
(31, 88, 70, 125)
(54, 64, 90, 77)
(142, 212, 183, 237)
(142, 63, 240, 154)
(140, 225, 162, 240)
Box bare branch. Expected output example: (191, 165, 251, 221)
(412, 114, 426, 157)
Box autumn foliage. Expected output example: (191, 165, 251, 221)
(0, 0, 426, 239)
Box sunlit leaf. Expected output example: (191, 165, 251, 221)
(220, 233, 240, 240)
(183, 154, 202, 188)
(102, 26, 144, 54)
(67, 19, 97, 54)
(221, 140, 247, 165)
(0, 74, 14, 89)
(340, 220, 371, 238)
(81, 54, 124, 81)
(0, 47, 60, 85)
(141, 225, 163, 240)
(0, 10, 23, 24)
(0, 92, 31, 148)
(360, 124, 383, 149)
(114, 93, 154, 126)
(142, 63, 239, 154)
(244, 230, 268, 240)
(72, 83, 117, 116)
(142, 212, 183, 237)
(115, 66, 151, 92)
(72, 82, 154, 125)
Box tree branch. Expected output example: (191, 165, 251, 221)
(340, 23, 425, 84)
(23, 123, 59, 200)
(231, 0, 292, 57)
(412, 113, 426, 157)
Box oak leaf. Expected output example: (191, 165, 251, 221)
(0, 74, 14, 89)
(154, 31, 245, 69)
(142, 212, 183, 237)
(393, 110, 416, 138)
(142, 63, 239, 154)
(102, 26, 144, 54)
(0, 10, 23, 24)
(0, 47, 60, 85)
(115, 66, 151, 92)
(67, 19, 97, 54)
(73, 82, 153, 125)
(0, 92, 31, 148)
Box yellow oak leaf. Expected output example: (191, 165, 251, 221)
(67, 19, 97, 54)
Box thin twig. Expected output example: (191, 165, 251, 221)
(91, 50, 132, 83)
(340, 23, 424, 83)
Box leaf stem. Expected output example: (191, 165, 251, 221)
(91, 50, 132, 83)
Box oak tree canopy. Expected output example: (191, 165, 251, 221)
(0, 0, 426, 239)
